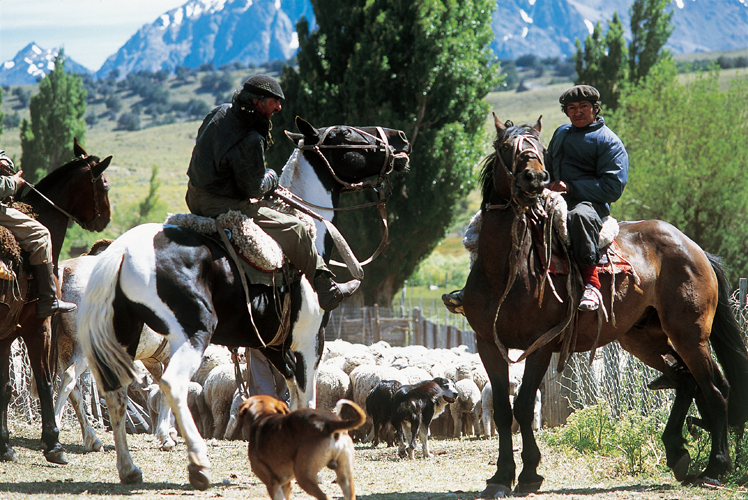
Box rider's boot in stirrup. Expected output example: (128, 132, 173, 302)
(32, 263, 77, 318)
(442, 288, 465, 315)
(313, 271, 361, 311)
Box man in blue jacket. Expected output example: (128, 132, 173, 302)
(545, 84, 629, 311)
(442, 84, 628, 314)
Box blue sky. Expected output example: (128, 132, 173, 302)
(1, 0, 188, 71)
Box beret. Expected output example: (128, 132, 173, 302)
(559, 85, 600, 104)
(243, 75, 285, 100)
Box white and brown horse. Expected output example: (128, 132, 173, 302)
(78, 117, 409, 489)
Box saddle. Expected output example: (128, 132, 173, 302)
(164, 197, 316, 287)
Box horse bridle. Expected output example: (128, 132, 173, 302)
(281, 126, 405, 268)
(19, 156, 106, 229)
(485, 131, 545, 212)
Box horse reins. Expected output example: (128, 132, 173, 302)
(485, 132, 545, 213)
(276, 126, 404, 269)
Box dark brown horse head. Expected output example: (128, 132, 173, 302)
(489, 113, 547, 208)
(285, 116, 411, 185)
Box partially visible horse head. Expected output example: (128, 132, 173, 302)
(483, 112, 547, 209)
(285, 116, 411, 187)
(33, 138, 113, 232)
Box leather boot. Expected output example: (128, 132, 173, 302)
(31, 263, 77, 318)
(442, 289, 465, 315)
(312, 271, 360, 311)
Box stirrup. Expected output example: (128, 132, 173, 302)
(442, 289, 465, 316)
(578, 284, 601, 312)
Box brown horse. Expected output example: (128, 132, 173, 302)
(0, 140, 111, 464)
(462, 114, 748, 497)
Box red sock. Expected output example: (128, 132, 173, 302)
(581, 265, 600, 289)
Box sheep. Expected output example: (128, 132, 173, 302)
(450, 378, 482, 438)
(192, 345, 233, 386)
(202, 363, 245, 439)
(223, 389, 248, 441)
(315, 362, 352, 412)
(481, 384, 542, 436)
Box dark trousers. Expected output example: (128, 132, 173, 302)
(567, 200, 607, 269)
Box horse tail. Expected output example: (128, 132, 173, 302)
(79, 243, 138, 393)
(707, 253, 748, 428)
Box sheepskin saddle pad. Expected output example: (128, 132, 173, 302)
(0, 201, 37, 282)
(164, 199, 317, 279)
(462, 190, 634, 276)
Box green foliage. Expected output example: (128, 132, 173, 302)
(629, 0, 674, 84)
(543, 399, 667, 477)
(608, 60, 748, 282)
(19, 51, 87, 182)
(135, 165, 163, 226)
(269, 0, 499, 306)
(574, 13, 628, 110)
(407, 250, 470, 290)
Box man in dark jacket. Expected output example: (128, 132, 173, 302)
(546, 84, 628, 311)
(442, 84, 628, 314)
(185, 74, 359, 311)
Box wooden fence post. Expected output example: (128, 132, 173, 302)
(374, 304, 381, 343)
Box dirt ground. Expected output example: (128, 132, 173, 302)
(0, 421, 744, 500)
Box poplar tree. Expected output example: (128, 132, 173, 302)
(20, 50, 87, 182)
(268, 0, 499, 306)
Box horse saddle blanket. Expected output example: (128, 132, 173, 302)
(164, 202, 313, 287)
(534, 234, 635, 278)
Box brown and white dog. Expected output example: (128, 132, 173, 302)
(239, 395, 365, 500)
(390, 377, 458, 459)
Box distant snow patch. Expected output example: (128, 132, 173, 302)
(159, 14, 171, 29)
(290, 32, 299, 51)
(529, 0, 536, 5)
(674, 0, 684, 8)
(521, 27, 529, 38)
(3, 61, 14, 69)
(520, 9, 533, 24)
(275, 0, 280, 9)
(32, 45, 42, 55)
(174, 8, 184, 25)
(584, 19, 594, 35)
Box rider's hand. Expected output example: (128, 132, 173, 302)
(547, 180, 568, 194)
(11, 170, 25, 189)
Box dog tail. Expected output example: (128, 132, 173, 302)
(331, 399, 366, 432)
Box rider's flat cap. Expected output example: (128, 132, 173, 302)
(559, 85, 600, 104)
(243, 75, 285, 100)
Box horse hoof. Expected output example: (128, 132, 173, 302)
(160, 440, 176, 452)
(44, 448, 68, 465)
(480, 483, 512, 498)
(89, 438, 104, 453)
(695, 476, 721, 487)
(0, 449, 18, 463)
(515, 479, 543, 494)
(120, 467, 143, 485)
(671, 453, 691, 482)
(188, 463, 212, 490)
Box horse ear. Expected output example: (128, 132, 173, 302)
(493, 112, 506, 134)
(285, 131, 303, 146)
(532, 115, 543, 134)
(73, 138, 87, 157)
(92, 155, 112, 178)
(295, 116, 319, 140)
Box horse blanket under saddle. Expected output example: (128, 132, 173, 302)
(164, 197, 315, 287)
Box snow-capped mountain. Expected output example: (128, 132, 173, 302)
(1, 0, 747, 85)
(95, 0, 312, 79)
(491, 0, 748, 60)
(0, 43, 91, 86)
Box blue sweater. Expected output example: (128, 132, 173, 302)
(545, 117, 628, 214)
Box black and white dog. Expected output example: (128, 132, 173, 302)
(391, 377, 458, 459)
(365, 380, 403, 447)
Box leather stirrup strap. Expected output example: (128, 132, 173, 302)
(217, 224, 266, 348)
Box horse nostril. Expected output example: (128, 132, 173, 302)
(542, 170, 550, 183)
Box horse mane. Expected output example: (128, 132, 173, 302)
(479, 123, 543, 210)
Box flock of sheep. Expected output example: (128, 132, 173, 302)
(57, 338, 542, 456)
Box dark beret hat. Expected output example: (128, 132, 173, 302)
(559, 85, 600, 104)
(243, 75, 285, 100)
